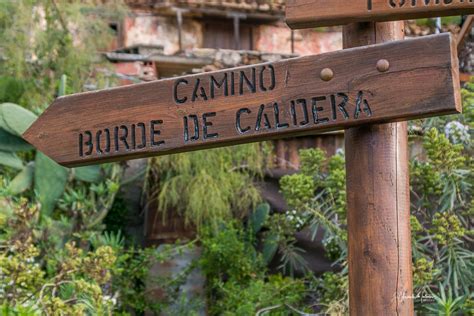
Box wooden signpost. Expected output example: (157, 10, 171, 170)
(23, 4, 469, 315)
(285, 2, 469, 316)
(286, 0, 474, 28)
(24, 34, 459, 167)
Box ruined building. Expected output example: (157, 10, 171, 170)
(106, 0, 341, 81)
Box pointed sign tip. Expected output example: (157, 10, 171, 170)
(21, 118, 41, 149)
(22, 130, 33, 150)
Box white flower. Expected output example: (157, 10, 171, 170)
(445, 121, 470, 144)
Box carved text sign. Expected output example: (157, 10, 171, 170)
(24, 34, 461, 167)
(286, 0, 474, 29)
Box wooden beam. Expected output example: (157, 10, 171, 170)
(24, 34, 461, 167)
(457, 15, 474, 51)
(344, 21, 414, 315)
(286, 0, 474, 29)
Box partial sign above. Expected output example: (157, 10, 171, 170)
(286, 0, 474, 29)
(24, 34, 461, 167)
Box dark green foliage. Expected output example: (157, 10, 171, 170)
(248, 203, 270, 234)
(110, 241, 199, 314)
(271, 149, 348, 277)
(34, 152, 68, 216)
(262, 232, 279, 264)
(0, 102, 37, 136)
(212, 275, 306, 316)
(425, 284, 469, 315)
(200, 221, 307, 315)
(74, 165, 103, 183)
(0, 77, 25, 104)
(406, 84, 473, 312)
(103, 195, 129, 234)
(318, 272, 348, 313)
(0, 128, 32, 152)
(7, 162, 34, 195)
(200, 222, 263, 284)
(0, 99, 105, 218)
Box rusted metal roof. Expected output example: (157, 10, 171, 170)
(105, 46, 295, 77)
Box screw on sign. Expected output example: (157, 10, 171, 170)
(24, 34, 460, 168)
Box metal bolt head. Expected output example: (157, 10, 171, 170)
(320, 68, 334, 81)
(376, 59, 390, 72)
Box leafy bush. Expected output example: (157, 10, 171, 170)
(280, 174, 315, 209)
(0, 200, 117, 314)
(213, 275, 306, 316)
(146, 143, 270, 230)
(199, 220, 307, 315)
(200, 222, 263, 284)
(259, 83, 473, 314)
(0, 0, 125, 109)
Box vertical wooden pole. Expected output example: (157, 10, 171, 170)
(343, 22, 414, 316)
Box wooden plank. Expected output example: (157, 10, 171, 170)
(23, 33, 461, 168)
(286, 0, 474, 29)
(344, 21, 414, 316)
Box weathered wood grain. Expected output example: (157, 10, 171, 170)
(344, 21, 414, 315)
(286, 0, 474, 29)
(23, 33, 461, 167)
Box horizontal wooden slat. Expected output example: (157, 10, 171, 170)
(286, 0, 474, 29)
(23, 33, 461, 167)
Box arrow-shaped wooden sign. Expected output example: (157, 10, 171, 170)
(24, 34, 461, 167)
(286, 0, 474, 29)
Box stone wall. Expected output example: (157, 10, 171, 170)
(256, 24, 342, 55)
(122, 12, 341, 56)
(124, 14, 203, 55)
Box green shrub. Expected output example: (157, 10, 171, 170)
(213, 275, 306, 316)
(280, 174, 315, 209)
(200, 222, 263, 284)
(147, 143, 269, 230)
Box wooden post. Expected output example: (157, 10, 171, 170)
(343, 21, 414, 315)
